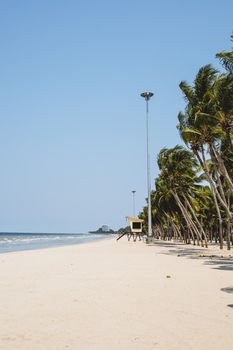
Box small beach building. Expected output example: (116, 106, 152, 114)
(116, 217, 144, 242)
(126, 216, 143, 234)
(126, 216, 144, 241)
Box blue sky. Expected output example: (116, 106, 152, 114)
(0, 0, 232, 232)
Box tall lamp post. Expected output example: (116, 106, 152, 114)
(140, 91, 153, 238)
(132, 190, 136, 217)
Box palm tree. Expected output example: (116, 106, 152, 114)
(157, 146, 208, 247)
(179, 66, 233, 197)
(139, 40, 232, 250)
(177, 65, 233, 248)
(216, 34, 233, 73)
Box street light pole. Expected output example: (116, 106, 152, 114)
(132, 190, 136, 217)
(140, 92, 153, 237)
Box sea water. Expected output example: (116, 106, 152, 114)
(0, 232, 109, 254)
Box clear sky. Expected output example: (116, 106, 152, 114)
(0, 0, 232, 233)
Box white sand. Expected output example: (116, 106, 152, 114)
(0, 237, 232, 350)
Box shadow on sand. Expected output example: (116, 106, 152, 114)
(204, 259, 233, 271)
(221, 287, 233, 308)
(147, 240, 233, 271)
(148, 240, 207, 258)
(148, 240, 233, 309)
(221, 287, 233, 294)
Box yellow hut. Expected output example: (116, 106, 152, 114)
(126, 216, 144, 241)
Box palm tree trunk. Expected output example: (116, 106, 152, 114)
(172, 193, 195, 243)
(210, 143, 233, 195)
(210, 227, 213, 243)
(175, 193, 203, 245)
(181, 223, 190, 244)
(215, 171, 227, 204)
(171, 190, 202, 245)
(172, 221, 182, 240)
(183, 195, 208, 247)
(158, 225, 164, 239)
(184, 200, 199, 245)
(197, 155, 223, 248)
(195, 148, 232, 220)
(231, 225, 233, 246)
(226, 193, 231, 250)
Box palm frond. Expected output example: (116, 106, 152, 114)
(194, 65, 218, 100)
(216, 51, 233, 73)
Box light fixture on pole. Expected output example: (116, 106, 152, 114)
(132, 190, 136, 217)
(140, 91, 153, 238)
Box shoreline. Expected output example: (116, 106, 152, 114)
(0, 237, 232, 349)
(0, 232, 116, 255)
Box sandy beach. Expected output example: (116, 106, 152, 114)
(0, 237, 232, 350)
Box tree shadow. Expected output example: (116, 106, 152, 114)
(147, 240, 206, 252)
(204, 258, 233, 271)
(220, 287, 233, 309)
(147, 241, 181, 249)
(151, 244, 207, 258)
(148, 240, 233, 309)
(220, 287, 233, 294)
(147, 240, 233, 271)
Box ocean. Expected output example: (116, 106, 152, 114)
(0, 232, 111, 254)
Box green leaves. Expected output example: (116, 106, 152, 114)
(194, 65, 218, 100)
(216, 51, 233, 73)
(141, 38, 233, 244)
(180, 128, 202, 143)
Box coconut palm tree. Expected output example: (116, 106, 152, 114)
(216, 34, 233, 73)
(139, 41, 232, 250)
(178, 66, 233, 197)
(177, 64, 233, 248)
(157, 146, 208, 247)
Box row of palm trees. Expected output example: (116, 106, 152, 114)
(139, 36, 233, 249)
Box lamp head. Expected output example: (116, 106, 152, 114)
(140, 92, 154, 101)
